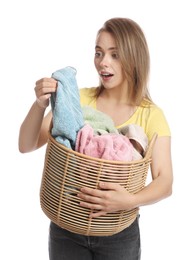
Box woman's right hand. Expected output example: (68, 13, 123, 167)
(35, 77, 57, 109)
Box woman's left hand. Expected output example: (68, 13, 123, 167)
(77, 182, 134, 218)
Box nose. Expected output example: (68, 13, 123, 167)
(99, 54, 110, 68)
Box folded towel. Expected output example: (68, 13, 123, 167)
(51, 66, 84, 149)
(82, 106, 118, 135)
(75, 124, 134, 161)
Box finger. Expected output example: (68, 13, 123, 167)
(35, 81, 57, 92)
(35, 87, 56, 97)
(35, 78, 57, 94)
(35, 77, 57, 85)
(38, 94, 51, 102)
(78, 191, 102, 204)
(80, 187, 103, 197)
(98, 182, 121, 190)
(79, 200, 102, 210)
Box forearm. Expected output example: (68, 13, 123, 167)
(77, 170, 173, 218)
(132, 174, 173, 208)
(18, 101, 46, 153)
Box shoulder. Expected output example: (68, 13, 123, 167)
(140, 99, 166, 117)
(140, 99, 171, 139)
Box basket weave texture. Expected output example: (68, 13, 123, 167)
(40, 131, 157, 236)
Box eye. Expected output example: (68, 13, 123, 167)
(95, 51, 102, 58)
(112, 52, 119, 59)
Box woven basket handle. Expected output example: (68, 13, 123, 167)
(144, 133, 158, 160)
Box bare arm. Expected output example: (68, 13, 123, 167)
(131, 136, 173, 206)
(18, 77, 57, 153)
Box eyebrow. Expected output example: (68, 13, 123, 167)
(95, 45, 117, 50)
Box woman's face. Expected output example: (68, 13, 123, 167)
(94, 31, 127, 91)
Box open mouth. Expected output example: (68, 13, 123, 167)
(100, 72, 114, 79)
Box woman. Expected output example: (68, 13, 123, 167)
(19, 17, 173, 260)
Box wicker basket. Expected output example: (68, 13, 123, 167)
(40, 130, 157, 236)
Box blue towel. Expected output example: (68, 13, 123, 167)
(51, 66, 84, 149)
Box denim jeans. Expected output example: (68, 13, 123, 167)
(49, 216, 141, 260)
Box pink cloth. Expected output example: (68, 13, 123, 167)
(75, 124, 134, 161)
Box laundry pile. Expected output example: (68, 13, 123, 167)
(51, 66, 148, 162)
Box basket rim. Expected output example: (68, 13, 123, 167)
(47, 130, 158, 165)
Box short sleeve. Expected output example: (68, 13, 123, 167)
(146, 106, 171, 140)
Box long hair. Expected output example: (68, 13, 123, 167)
(95, 17, 152, 105)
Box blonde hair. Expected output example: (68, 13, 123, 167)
(95, 17, 152, 105)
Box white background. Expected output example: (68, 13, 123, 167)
(0, 0, 194, 259)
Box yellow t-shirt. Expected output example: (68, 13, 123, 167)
(79, 87, 171, 141)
